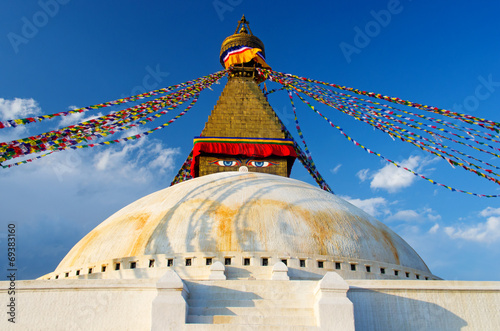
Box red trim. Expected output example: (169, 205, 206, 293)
(191, 142, 297, 177)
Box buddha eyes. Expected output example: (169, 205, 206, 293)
(213, 160, 239, 167)
(248, 161, 274, 167)
(210, 159, 277, 167)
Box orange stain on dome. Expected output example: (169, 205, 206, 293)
(127, 213, 154, 257)
(64, 212, 152, 268)
(212, 204, 240, 251)
(59, 180, 406, 269)
(381, 229, 400, 265)
(65, 230, 100, 268)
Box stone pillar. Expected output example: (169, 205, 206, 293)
(208, 261, 226, 280)
(314, 272, 354, 331)
(271, 262, 289, 280)
(151, 270, 189, 331)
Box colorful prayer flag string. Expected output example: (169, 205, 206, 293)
(170, 151, 194, 186)
(283, 79, 500, 182)
(268, 98, 333, 193)
(0, 70, 226, 166)
(0, 70, 228, 129)
(258, 68, 500, 132)
(257, 68, 500, 197)
(294, 89, 500, 197)
(4, 65, 500, 197)
(2, 93, 201, 168)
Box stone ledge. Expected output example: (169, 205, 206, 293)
(0, 278, 158, 292)
(347, 279, 500, 291)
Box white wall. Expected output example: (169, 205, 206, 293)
(347, 280, 500, 330)
(1, 277, 498, 330)
(1, 279, 157, 331)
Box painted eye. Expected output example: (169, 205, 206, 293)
(211, 160, 239, 167)
(248, 161, 274, 167)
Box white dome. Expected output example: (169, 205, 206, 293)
(55, 172, 430, 277)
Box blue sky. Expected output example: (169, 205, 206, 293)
(1, 0, 499, 281)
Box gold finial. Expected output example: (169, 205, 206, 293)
(234, 14, 253, 35)
(220, 15, 265, 68)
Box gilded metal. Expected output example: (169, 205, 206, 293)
(220, 15, 265, 67)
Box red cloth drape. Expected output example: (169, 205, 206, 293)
(191, 142, 296, 177)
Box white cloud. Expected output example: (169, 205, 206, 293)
(118, 125, 144, 139)
(369, 155, 439, 193)
(384, 207, 441, 223)
(423, 207, 441, 221)
(147, 143, 179, 174)
(480, 207, 500, 217)
(55, 103, 106, 128)
(357, 168, 370, 182)
(445, 217, 500, 243)
(386, 209, 421, 222)
(57, 111, 103, 128)
(92, 138, 180, 182)
(343, 196, 388, 217)
(0, 98, 41, 120)
(370, 156, 420, 192)
(0, 125, 29, 144)
(427, 214, 442, 221)
(429, 223, 440, 234)
(330, 164, 342, 174)
(0, 134, 182, 279)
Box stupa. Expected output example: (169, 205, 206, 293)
(1, 16, 498, 331)
(42, 15, 435, 283)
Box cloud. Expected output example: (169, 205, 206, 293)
(429, 223, 440, 234)
(422, 207, 441, 221)
(369, 155, 438, 193)
(0, 98, 41, 120)
(370, 156, 420, 192)
(357, 168, 370, 182)
(444, 217, 500, 243)
(0, 125, 29, 144)
(91, 138, 180, 182)
(480, 207, 500, 217)
(330, 164, 342, 174)
(427, 213, 442, 222)
(0, 98, 41, 144)
(385, 207, 441, 223)
(147, 143, 179, 174)
(386, 209, 421, 222)
(343, 196, 388, 217)
(57, 110, 103, 128)
(0, 135, 182, 279)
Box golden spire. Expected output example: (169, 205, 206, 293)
(194, 16, 294, 178)
(234, 15, 252, 35)
(220, 15, 265, 68)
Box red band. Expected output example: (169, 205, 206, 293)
(191, 142, 297, 177)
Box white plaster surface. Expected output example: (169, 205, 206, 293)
(347, 279, 500, 330)
(0, 278, 498, 330)
(271, 262, 290, 280)
(1, 278, 157, 330)
(152, 270, 189, 331)
(209, 261, 226, 280)
(54, 172, 430, 279)
(314, 272, 354, 330)
(184, 279, 317, 329)
(41, 251, 438, 282)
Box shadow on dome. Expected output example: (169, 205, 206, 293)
(144, 172, 323, 254)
